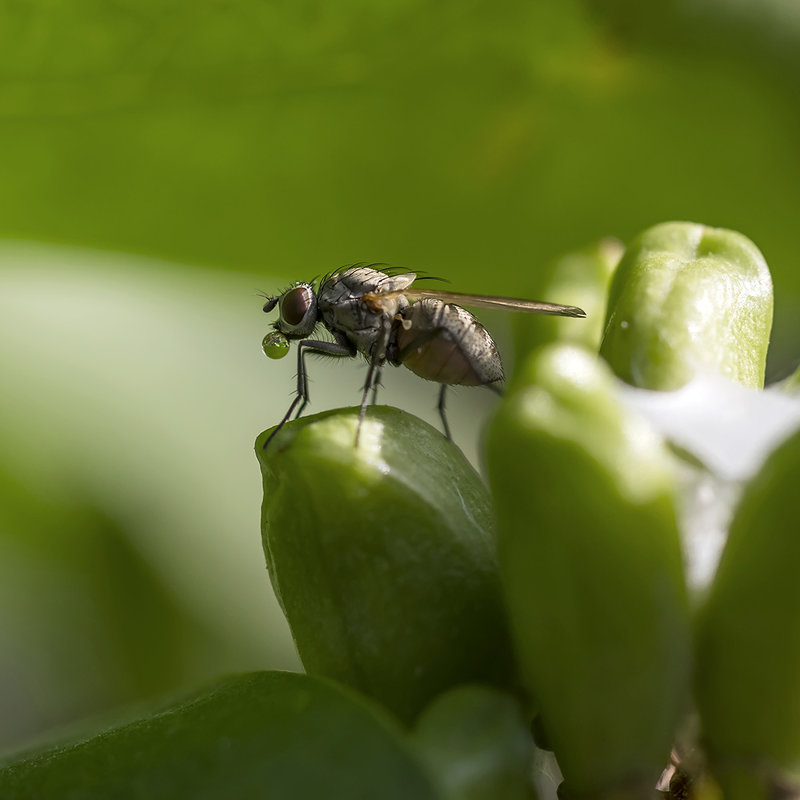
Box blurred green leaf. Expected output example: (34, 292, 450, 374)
(0, 1, 799, 372)
(588, 0, 800, 73)
(0, 252, 302, 752)
(0, 463, 213, 752)
(0, 671, 441, 800)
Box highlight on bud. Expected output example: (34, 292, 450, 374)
(600, 221, 773, 391)
(262, 330, 290, 359)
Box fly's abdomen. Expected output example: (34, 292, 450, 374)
(394, 299, 504, 386)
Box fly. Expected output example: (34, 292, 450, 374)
(261, 263, 586, 448)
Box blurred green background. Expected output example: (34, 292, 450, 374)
(1, 0, 799, 754)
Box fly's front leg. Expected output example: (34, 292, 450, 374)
(263, 338, 356, 449)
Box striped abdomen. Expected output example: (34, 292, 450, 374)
(392, 299, 504, 386)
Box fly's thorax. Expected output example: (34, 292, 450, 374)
(392, 299, 504, 386)
(318, 267, 412, 357)
(319, 266, 416, 296)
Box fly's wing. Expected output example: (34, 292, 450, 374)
(374, 272, 417, 294)
(404, 286, 587, 318)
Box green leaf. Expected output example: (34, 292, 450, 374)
(0, 671, 441, 800)
(600, 222, 773, 390)
(414, 685, 537, 800)
(486, 344, 691, 798)
(256, 405, 515, 724)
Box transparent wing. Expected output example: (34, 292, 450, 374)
(375, 272, 417, 293)
(404, 287, 586, 318)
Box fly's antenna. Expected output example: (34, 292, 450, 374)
(257, 290, 280, 313)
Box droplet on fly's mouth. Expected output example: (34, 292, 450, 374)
(263, 330, 290, 359)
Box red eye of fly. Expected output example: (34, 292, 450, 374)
(281, 286, 313, 326)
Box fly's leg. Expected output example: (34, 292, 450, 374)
(370, 364, 383, 405)
(356, 320, 392, 445)
(394, 325, 454, 439)
(263, 338, 356, 449)
(438, 382, 503, 442)
(356, 355, 385, 444)
(437, 384, 452, 441)
(395, 328, 504, 441)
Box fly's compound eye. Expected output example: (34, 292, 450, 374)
(275, 283, 317, 337)
(281, 285, 313, 326)
(262, 330, 290, 359)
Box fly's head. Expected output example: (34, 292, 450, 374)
(262, 282, 318, 360)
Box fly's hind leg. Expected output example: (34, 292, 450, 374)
(393, 325, 454, 440)
(437, 384, 452, 441)
(439, 381, 503, 443)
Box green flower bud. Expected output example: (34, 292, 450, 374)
(486, 344, 690, 799)
(514, 238, 623, 361)
(256, 406, 515, 724)
(600, 222, 773, 390)
(414, 685, 537, 800)
(695, 425, 800, 797)
(775, 363, 800, 394)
